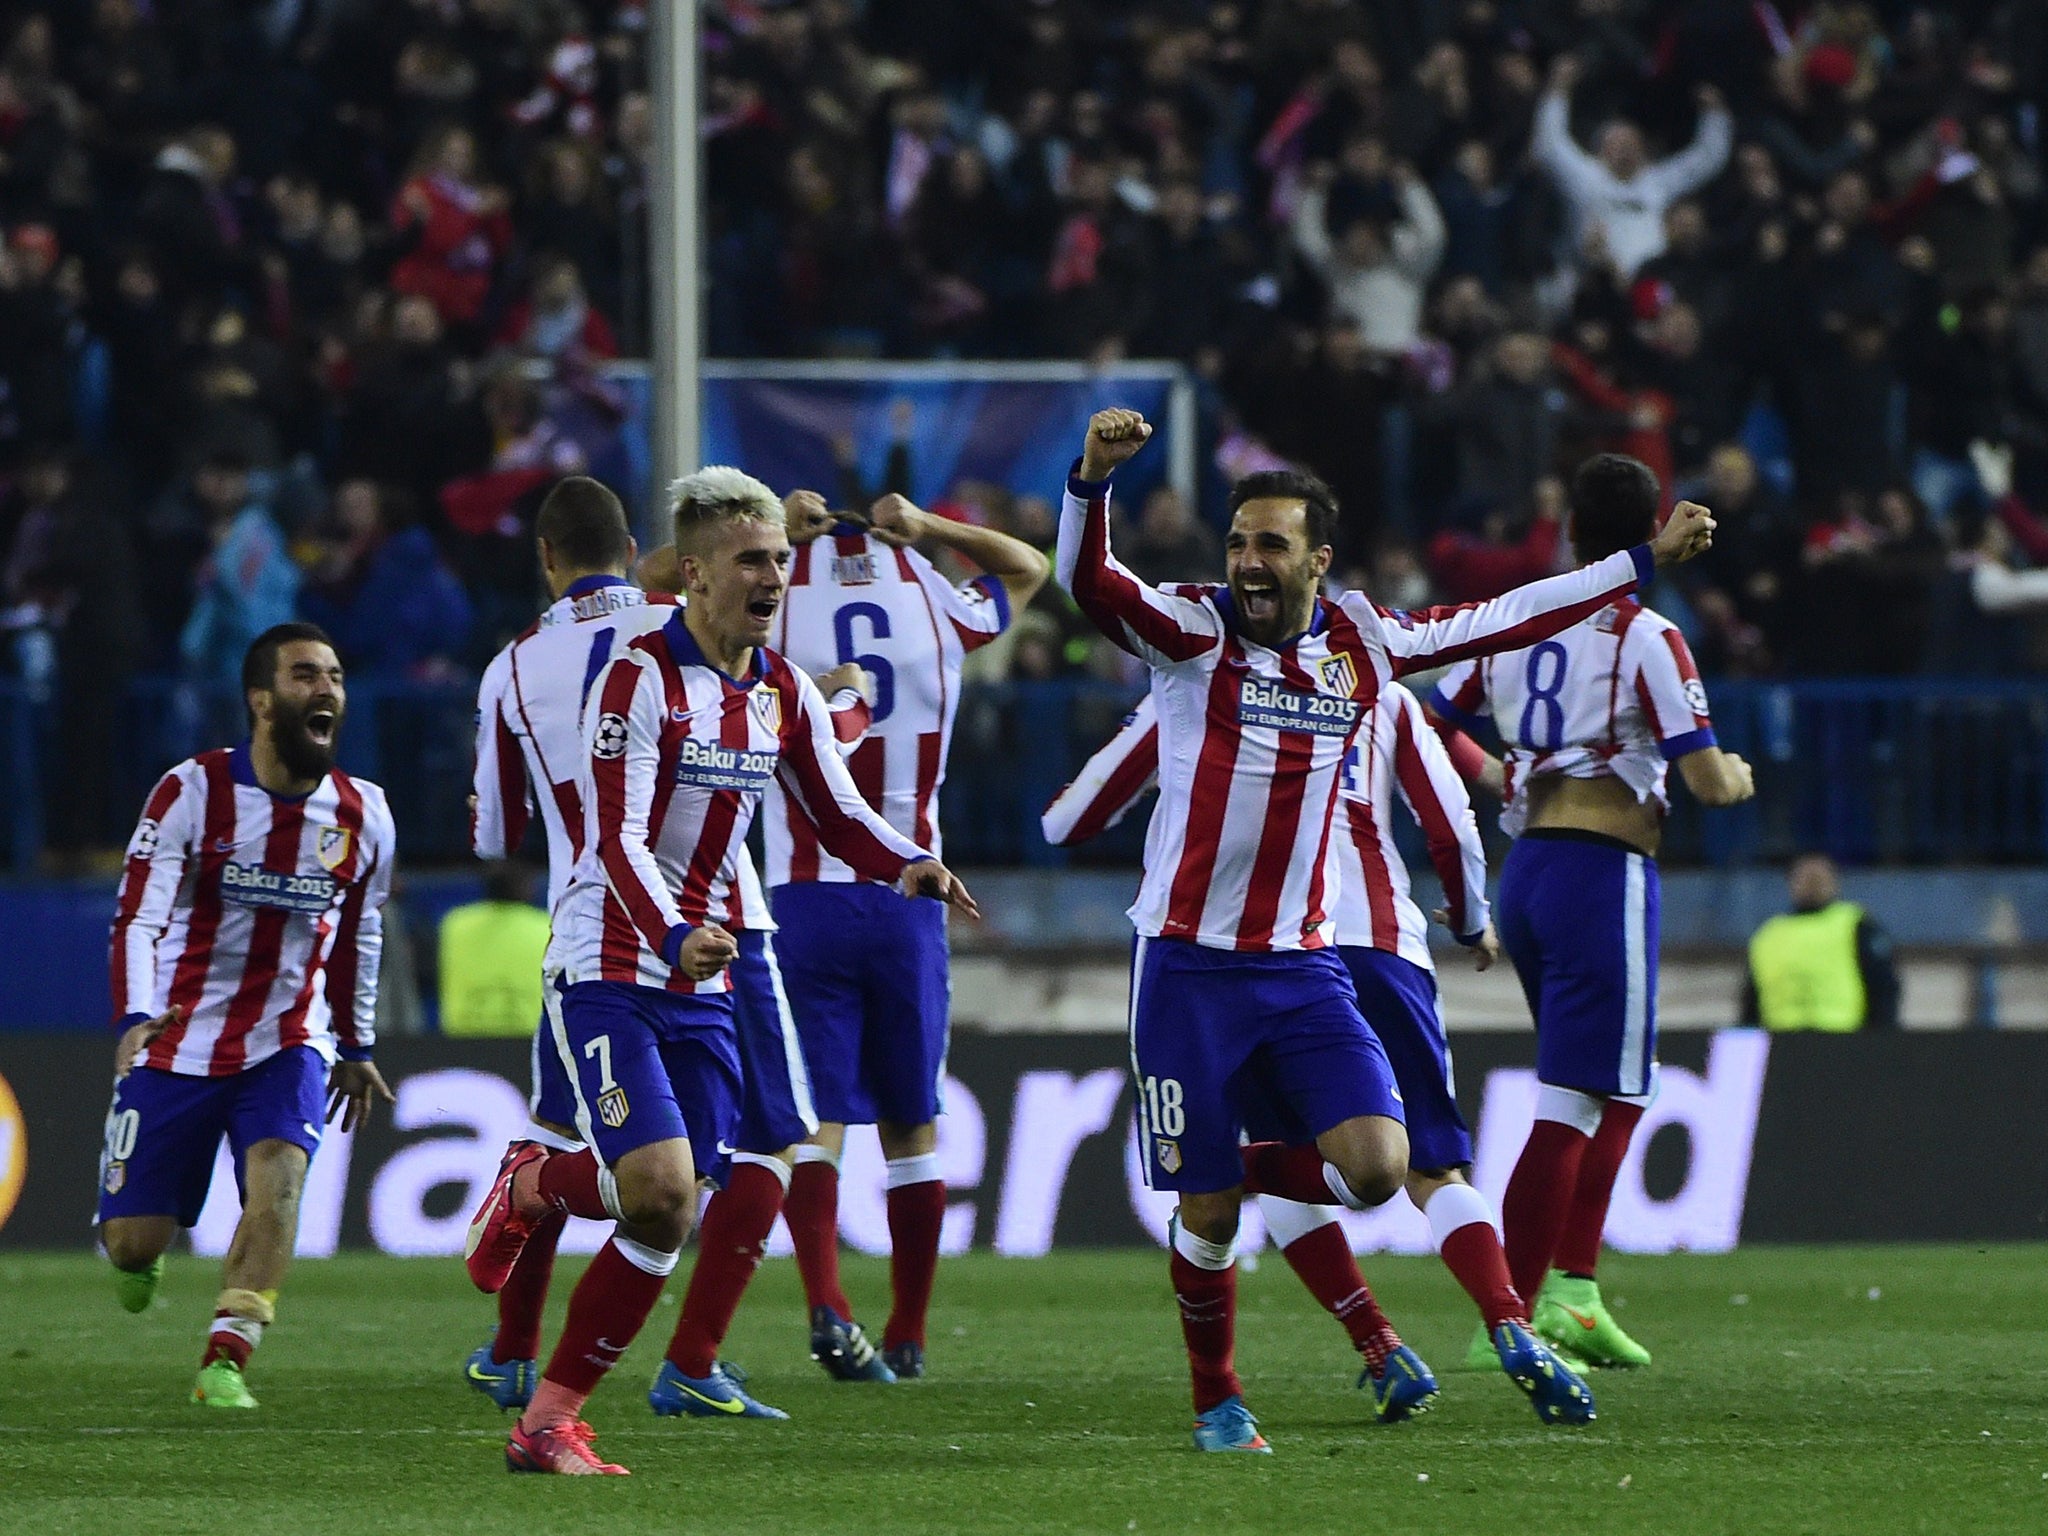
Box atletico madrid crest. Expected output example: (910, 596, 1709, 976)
(750, 686, 782, 736)
(315, 826, 352, 871)
(597, 1087, 630, 1129)
(1318, 653, 1359, 698)
(1156, 1139, 1182, 1175)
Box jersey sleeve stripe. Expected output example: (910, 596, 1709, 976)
(1393, 702, 1477, 937)
(110, 768, 189, 1020)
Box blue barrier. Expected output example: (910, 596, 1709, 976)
(1, 676, 2044, 872)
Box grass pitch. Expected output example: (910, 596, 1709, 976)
(2, 1245, 2044, 1535)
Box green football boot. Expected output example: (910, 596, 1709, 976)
(1533, 1272, 1651, 1368)
(113, 1256, 164, 1315)
(192, 1359, 259, 1409)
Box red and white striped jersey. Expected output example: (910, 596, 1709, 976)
(110, 746, 395, 1076)
(763, 527, 1010, 885)
(548, 609, 932, 992)
(1040, 684, 1489, 971)
(1056, 474, 1648, 952)
(472, 577, 678, 913)
(1429, 597, 1715, 837)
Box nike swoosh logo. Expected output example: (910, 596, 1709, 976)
(715, 1141, 737, 1157)
(681, 1385, 745, 1414)
(1562, 1306, 1599, 1330)
(467, 1363, 505, 1383)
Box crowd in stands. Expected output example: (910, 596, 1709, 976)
(5, 1, 2048, 859)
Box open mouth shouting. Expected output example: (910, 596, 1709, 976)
(304, 702, 340, 750)
(744, 592, 782, 628)
(1234, 578, 1282, 630)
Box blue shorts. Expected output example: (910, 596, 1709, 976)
(1497, 831, 1660, 1097)
(1338, 948, 1472, 1173)
(96, 1045, 328, 1228)
(529, 1007, 579, 1131)
(1130, 936, 1404, 1193)
(546, 976, 742, 1185)
(731, 929, 819, 1153)
(770, 881, 949, 1127)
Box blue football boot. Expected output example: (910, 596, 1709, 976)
(1360, 1343, 1439, 1423)
(649, 1359, 789, 1420)
(1493, 1319, 1597, 1425)
(809, 1305, 897, 1383)
(464, 1340, 535, 1412)
(1192, 1393, 1272, 1453)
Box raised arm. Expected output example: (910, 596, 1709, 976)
(1388, 688, 1489, 944)
(1646, 86, 1733, 202)
(870, 492, 1050, 611)
(1057, 408, 1222, 665)
(1352, 500, 1716, 675)
(471, 648, 531, 859)
(1041, 695, 1161, 847)
(1531, 60, 1607, 206)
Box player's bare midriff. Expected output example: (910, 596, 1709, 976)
(1523, 773, 1661, 857)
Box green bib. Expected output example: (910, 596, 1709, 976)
(1748, 901, 1867, 1032)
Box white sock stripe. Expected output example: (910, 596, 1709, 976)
(1533, 1083, 1605, 1136)
(522, 1122, 583, 1154)
(1321, 1160, 1370, 1212)
(733, 1150, 793, 1191)
(1422, 1180, 1499, 1252)
(1255, 1193, 1342, 1250)
(210, 1316, 265, 1348)
(793, 1143, 840, 1169)
(1171, 1216, 1235, 1271)
(610, 1234, 680, 1276)
(597, 1167, 627, 1225)
(884, 1152, 942, 1190)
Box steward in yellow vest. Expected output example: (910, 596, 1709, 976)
(1740, 855, 1899, 1030)
(439, 863, 550, 1037)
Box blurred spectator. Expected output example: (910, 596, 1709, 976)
(438, 861, 550, 1037)
(1290, 158, 1445, 355)
(176, 452, 299, 689)
(496, 255, 619, 361)
(1534, 56, 1732, 276)
(387, 125, 512, 344)
(1118, 485, 1221, 586)
(298, 480, 473, 681)
(1427, 474, 1566, 604)
(1741, 853, 1900, 1031)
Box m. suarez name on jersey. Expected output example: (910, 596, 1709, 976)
(219, 861, 341, 914)
(1236, 678, 1361, 737)
(675, 737, 779, 792)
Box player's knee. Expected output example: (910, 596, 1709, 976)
(102, 1221, 167, 1272)
(618, 1169, 694, 1242)
(1176, 1192, 1240, 1246)
(1334, 1137, 1407, 1209)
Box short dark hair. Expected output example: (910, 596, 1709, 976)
(1568, 454, 1661, 563)
(1228, 470, 1341, 552)
(242, 622, 335, 707)
(536, 475, 632, 572)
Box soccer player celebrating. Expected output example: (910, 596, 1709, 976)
(463, 468, 975, 1475)
(1428, 453, 1753, 1371)
(100, 623, 396, 1409)
(1043, 682, 1591, 1426)
(763, 489, 1047, 1382)
(464, 476, 861, 1421)
(1058, 409, 1712, 1450)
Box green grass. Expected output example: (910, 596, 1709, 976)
(2, 1246, 2045, 1535)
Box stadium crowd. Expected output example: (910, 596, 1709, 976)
(4, 1, 2048, 858)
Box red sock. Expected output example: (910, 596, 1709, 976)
(883, 1180, 946, 1350)
(1239, 1142, 1336, 1204)
(667, 1162, 785, 1377)
(537, 1148, 608, 1221)
(1278, 1222, 1400, 1372)
(1439, 1221, 1526, 1330)
(1169, 1251, 1241, 1412)
(784, 1160, 852, 1318)
(494, 1206, 565, 1362)
(1555, 1100, 1645, 1278)
(538, 1238, 670, 1399)
(202, 1317, 256, 1370)
(1501, 1119, 1591, 1305)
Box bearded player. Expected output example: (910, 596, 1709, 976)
(1059, 409, 1713, 1451)
(462, 468, 976, 1474)
(764, 488, 1047, 1383)
(100, 623, 396, 1408)
(1429, 453, 1753, 1371)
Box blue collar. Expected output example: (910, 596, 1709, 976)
(564, 574, 633, 598)
(230, 743, 317, 802)
(665, 608, 768, 687)
(828, 519, 869, 539)
(1213, 589, 1327, 651)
